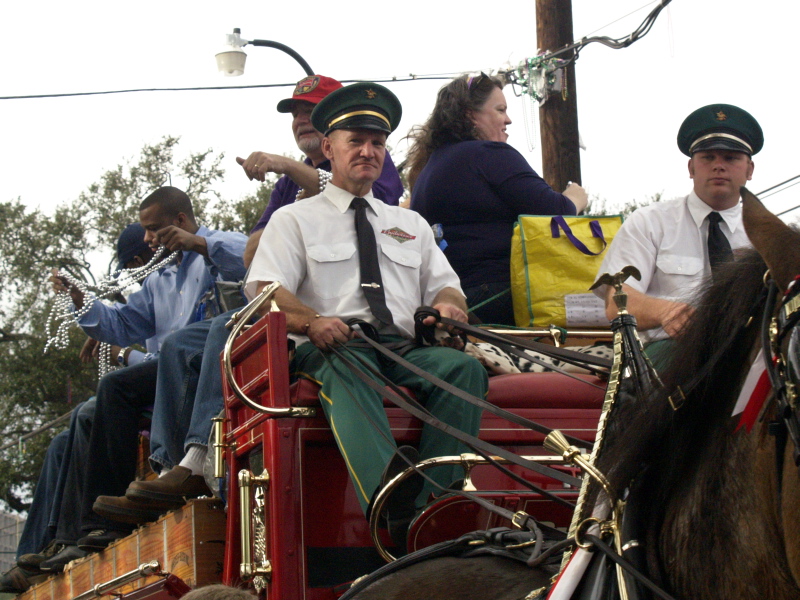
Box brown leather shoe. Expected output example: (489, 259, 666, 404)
(93, 495, 164, 525)
(125, 466, 211, 508)
(0, 565, 47, 593)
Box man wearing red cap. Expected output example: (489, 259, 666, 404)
(237, 75, 404, 266)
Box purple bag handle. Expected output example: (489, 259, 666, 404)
(550, 216, 607, 256)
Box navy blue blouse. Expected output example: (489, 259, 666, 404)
(410, 140, 576, 289)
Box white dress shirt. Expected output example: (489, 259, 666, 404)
(594, 191, 751, 342)
(246, 183, 463, 342)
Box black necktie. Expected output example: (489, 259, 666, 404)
(707, 211, 733, 271)
(351, 197, 393, 325)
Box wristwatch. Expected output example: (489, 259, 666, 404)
(117, 347, 128, 366)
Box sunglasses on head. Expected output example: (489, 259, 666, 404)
(467, 72, 489, 90)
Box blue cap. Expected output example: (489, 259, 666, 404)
(116, 223, 149, 271)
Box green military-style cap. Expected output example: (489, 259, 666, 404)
(311, 82, 402, 136)
(677, 103, 763, 156)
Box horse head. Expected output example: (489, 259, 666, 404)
(742, 185, 800, 588)
(742, 186, 800, 290)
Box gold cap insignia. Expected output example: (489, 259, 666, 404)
(715, 111, 727, 121)
(366, 89, 377, 99)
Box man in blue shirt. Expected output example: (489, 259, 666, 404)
(41, 187, 247, 571)
(89, 76, 405, 526)
(0, 225, 156, 594)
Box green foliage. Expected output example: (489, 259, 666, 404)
(76, 136, 227, 250)
(207, 179, 277, 234)
(0, 136, 264, 514)
(587, 191, 663, 217)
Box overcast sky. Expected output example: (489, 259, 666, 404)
(2, 0, 798, 224)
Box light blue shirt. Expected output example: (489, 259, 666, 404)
(78, 226, 247, 357)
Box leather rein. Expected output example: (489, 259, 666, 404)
(325, 309, 678, 600)
(763, 276, 800, 479)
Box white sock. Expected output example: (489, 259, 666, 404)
(158, 467, 172, 479)
(178, 445, 208, 476)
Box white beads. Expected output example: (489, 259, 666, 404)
(98, 341, 115, 377)
(45, 246, 180, 353)
(295, 168, 333, 200)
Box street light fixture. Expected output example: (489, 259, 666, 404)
(215, 28, 314, 77)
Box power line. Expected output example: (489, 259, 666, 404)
(1, 2, 673, 103)
(752, 174, 800, 217)
(582, 0, 662, 38)
(0, 76, 457, 102)
(756, 174, 800, 197)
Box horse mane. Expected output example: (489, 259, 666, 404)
(597, 248, 768, 504)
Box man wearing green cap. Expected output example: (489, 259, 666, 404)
(594, 103, 762, 369)
(246, 82, 486, 549)
(237, 74, 403, 267)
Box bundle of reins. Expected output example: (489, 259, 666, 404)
(321, 307, 610, 515)
(323, 306, 678, 600)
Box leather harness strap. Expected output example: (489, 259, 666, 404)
(349, 318, 596, 450)
(325, 334, 583, 492)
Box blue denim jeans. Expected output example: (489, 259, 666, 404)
(17, 398, 96, 553)
(148, 310, 236, 473)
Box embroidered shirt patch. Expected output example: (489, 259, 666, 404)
(381, 227, 416, 243)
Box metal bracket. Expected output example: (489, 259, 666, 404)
(239, 469, 272, 585)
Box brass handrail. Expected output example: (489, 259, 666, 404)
(71, 560, 162, 600)
(368, 453, 570, 562)
(222, 281, 313, 417)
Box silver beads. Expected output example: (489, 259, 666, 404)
(45, 246, 180, 353)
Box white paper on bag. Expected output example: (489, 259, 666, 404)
(564, 293, 608, 327)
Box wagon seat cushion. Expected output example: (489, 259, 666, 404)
(289, 371, 604, 410)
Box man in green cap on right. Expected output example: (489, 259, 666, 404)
(594, 103, 763, 370)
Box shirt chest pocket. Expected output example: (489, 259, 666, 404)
(380, 243, 422, 295)
(656, 254, 704, 277)
(307, 243, 358, 300)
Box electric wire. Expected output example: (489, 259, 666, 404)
(757, 174, 800, 197)
(0, 76, 458, 102)
(0, 3, 670, 102)
(582, 0, 663, 38)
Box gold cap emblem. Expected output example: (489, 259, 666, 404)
(715, 110, 727, 121)
(366, 89, 377, 99)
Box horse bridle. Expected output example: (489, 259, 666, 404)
(763, 275, 800, 471)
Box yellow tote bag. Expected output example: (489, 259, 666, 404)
(511, 214, 623, 328)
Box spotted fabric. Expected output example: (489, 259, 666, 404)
(465, 342, 613, 375)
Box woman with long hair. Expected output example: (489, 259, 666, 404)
(408, 73, 587, 325)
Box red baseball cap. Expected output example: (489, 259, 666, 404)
(276, 75, 343, 113)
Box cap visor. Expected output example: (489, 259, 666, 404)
(276, 98, 296, 113)
(691, 138, 751, 155)
(326, 114, 391, 136)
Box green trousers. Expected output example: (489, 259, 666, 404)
(294, 339, 487, 514)
(644, 338, 676, 374)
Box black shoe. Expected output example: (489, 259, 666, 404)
(39, 545, 88, 573)
(387, 513, 416, 552)
(433, 478, 466, 499)
(379, 446, 424, 521)
(77, 529, 128, 551)
(17, 539, 64, 572)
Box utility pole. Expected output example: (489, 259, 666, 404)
(536, 0, 581, 192)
